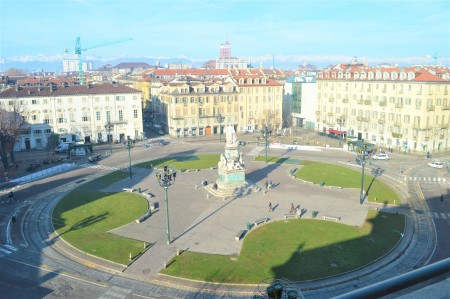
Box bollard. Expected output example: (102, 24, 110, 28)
(177, 249, 180, 256)
(138, 187, 141, 193)
(163, 262, 167, 269)
(129, 253, 132, 260)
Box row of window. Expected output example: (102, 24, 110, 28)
(28, 110, 139, 124)
(7, 95, 138, 106)
(319, 82, 449, 93)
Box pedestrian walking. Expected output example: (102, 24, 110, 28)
(268, 202, 272, 212)
(441, 194, 444, 202)
(269, 180, 273, 190)
(265, 181, 268, 190)
(8, 191, 15, 201)
(290, 202, 295, 213)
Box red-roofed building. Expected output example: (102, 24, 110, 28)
(0, 83, 143, 151)
(317, 65, 450, 152)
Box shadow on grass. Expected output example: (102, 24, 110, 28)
(270, 211, 405, 282)
(58, 212, 109, 236)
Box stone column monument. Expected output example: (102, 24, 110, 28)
(216, 124, 247, 191)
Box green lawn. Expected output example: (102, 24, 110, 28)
(136, 154, 220, 170)
(53, 189, 148, 265)
(295, 162, 400, 205)
(161, 211, 404, 283)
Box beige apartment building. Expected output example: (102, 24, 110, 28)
(317, 66, 450, 153)
(159, 76, 239, 137)
(148, 69, 284, 137)
(229, 69, 284, 133)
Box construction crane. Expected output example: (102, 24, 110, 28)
(65, 36, 132, 84)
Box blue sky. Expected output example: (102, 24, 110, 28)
(1, 0, 449, 68)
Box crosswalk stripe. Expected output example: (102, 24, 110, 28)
(434, 213, 439, 218)
(0, 247, 12, 254)
(4, 245, 17, 251)
(448, 214, 450, 218)
(441, 213, 446, 219)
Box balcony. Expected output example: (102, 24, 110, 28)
(315, 110, 320, 115)
(392, 132, 403, 138)
(379, 101, 387, 107)
(395, 103, 403, 108)
(378, 118, 385, 124)
(398, 90, 403, 94)
(424, 136, 430, 141)
(442, 105, 450, 110)
(357, 100, 364, 105)
(427, 105, 435, 111)
(364, 100, 372, 105)
(328, 112, 334, 116)
(342, 98, 349, 103)
(328, 98, 334, 103)
(417, 91, 422, 95)
(357, 116, 369, 122)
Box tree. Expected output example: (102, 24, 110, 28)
(4, 68, 29, 76)
(46, 134, 60, 156)
(283, 115, 294, 136)
(0, 101, 26, 171)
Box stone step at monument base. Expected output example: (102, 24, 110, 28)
(205, 185, 236, 199)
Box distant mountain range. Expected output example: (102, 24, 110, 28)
(0, 57, 325, 73)
(0, 57, 202, 73)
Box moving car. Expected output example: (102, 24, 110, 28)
(428, 161, 444, 169)
(373, 153, 389, 160)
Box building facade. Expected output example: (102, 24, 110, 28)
(159, 76, 239, 137)
(0, 83, 143, 151)
(230, 69, 284, 133)
(284, 76, 317, 131)
(317, 66, 450, 153)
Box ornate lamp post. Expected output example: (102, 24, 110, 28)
(216, 113, 224, 142)
(104, 121, 114, 155)
(125, 138, 134, 179)
(261, 126, 272, 163)
(155, 165, 177, 245)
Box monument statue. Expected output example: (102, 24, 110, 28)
(225, 124, 237, 146)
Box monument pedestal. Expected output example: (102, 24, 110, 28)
(216, 168, 247, 190)
(216, 144, 247, 192)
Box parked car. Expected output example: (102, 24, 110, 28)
(373, 153, 389, 160)
(157, 130, 165, 135)
(428, 161, 444, 169)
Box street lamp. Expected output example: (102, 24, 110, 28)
(155, 165, 177, 245)
(216, 113, 224, 142)
(125, 138, 134, 179)
(360, 143, 367, 204)
(261, 126, 272, 163)
(105, 121, 114, 155)
(337, 118, 345, 148)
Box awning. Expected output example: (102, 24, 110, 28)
(328, 128, 346, 135)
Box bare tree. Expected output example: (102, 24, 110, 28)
(0, 101, 26, 171)
(46, 133, 60, 156)
(283, 115, 294, 136)
(4, 68, 29, 76)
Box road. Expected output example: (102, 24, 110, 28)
(0, 134, 449, 298)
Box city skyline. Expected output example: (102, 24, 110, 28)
(1, 0, 449, 71)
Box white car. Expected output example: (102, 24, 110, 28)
(373, 153, 389, 160)
(428, 161, 444, 169)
